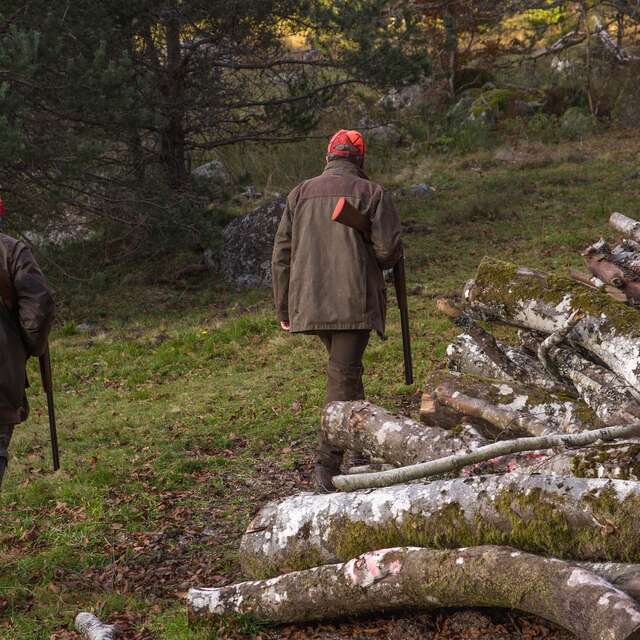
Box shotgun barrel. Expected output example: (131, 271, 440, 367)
(39, 345, 60, 471)
(331, 197, 413, 384)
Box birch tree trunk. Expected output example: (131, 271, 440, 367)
(464, 257, 640, 391)
(321, 401, 484, 467)
(189, 546, 640, 640)
(240, 473, 640, 579)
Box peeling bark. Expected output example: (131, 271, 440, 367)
(321, 401, 485, 468)
(465, 257, 640, 392)
(75, 613, 120, 640)
(447, 333, 564, 392)
(190, 546, 640, 640)
(334, 422, 640, 491)
(240, 473, 640, 579)
(519, 331, 640, 425)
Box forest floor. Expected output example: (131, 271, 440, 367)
(2, 131, 640, 639)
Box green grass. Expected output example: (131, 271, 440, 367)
(2, 130, 640, 638)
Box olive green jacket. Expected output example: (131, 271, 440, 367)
(272, 159, 403, 337)
(0, 234, 55, 425)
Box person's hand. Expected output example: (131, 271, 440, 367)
(280, 320, 290, 332)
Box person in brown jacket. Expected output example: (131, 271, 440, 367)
(272, 130, 403, 491)
(0, 216, 55, 488)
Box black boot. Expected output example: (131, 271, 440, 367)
(0, 457, 7, 489)
(314, 439, 343, 493)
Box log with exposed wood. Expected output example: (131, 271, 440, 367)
(464, 257, 640, 391)
(420, 372, 594, 436)
(240, 473, 640, 579)
(75, 613, 120, 640)
(320, 400, 485, 468)
(188, 545, 640, 640)
(583, 239, 640, 305)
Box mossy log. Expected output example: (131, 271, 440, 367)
(465, 257, 640, 391)
(75, 613, 120, 640)
(240, 473, 640, 579)
(189, 546, 640, 640)
(321, 401, 485, 467)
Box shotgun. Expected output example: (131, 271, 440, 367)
(39, 345, 60, 471)
(332, 197, 414, 384)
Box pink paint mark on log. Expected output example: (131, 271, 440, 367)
(344, 549, 405, 587)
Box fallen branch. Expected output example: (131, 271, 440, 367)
(75, 613, 120, 640)
(321, 401, 484, 468)
(240, 473, 640, 578)
(333, 422, 640, 491)
(189, 546, 640, 640)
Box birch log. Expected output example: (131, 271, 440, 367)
(519, 331, 640, 424)
(611, 212, 640, 243)
(240, 473, 640, 578)
(465, 440, 640, 480)
(447, 331, 639, 426)
(447, 332, 564, 392)
(189, 546, 640, 640)
(321, 400, 484, 467)
(420, 372, 593, 436)
(75, 613, 120, 640)
(334, 422, 640, 491)
(464, 257, 640, 391)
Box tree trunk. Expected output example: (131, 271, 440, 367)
(75, 613, 120, 640)
(321, 401, 484, 468)
(240, 473, 640, 579)
(611, 212, 640, 243)
(190, 546, 640, 640)
(160, 14, 188, 187)
(464, 257, 640, 391)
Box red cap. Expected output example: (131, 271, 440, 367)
(0, 197, 5, 218)
(327, 130, 365, 158)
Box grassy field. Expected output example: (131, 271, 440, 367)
(2, 131, 640, 639)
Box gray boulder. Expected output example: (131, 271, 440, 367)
(221, 197, 286, 288)
(192, 159, 233, 184)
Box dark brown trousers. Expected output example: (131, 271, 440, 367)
(316, 330, 370, 467)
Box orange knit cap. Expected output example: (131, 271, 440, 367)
(327, 129, 366, 158)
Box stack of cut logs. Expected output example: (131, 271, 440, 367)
(180, 213, 640, 640)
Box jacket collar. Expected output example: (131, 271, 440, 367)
(323, 159, 368, 179)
